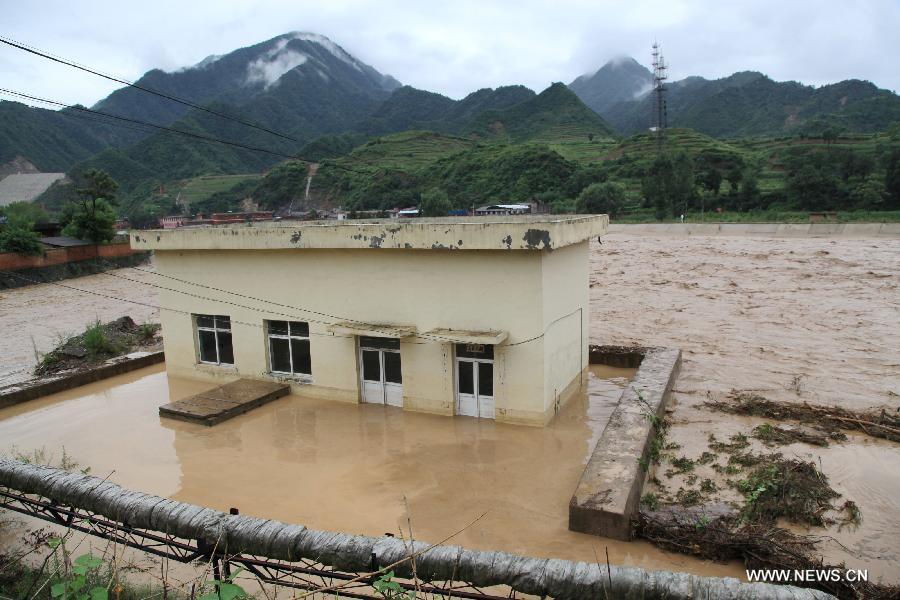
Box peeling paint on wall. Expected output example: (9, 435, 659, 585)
(523, 229, 552, 250)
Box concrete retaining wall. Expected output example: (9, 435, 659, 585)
(0, 351, 165, 409)
(0, 252, 150, 290)
(608, 222, 900, 237)
(570, 345, 681, 540)
(0, 241, 138, 270)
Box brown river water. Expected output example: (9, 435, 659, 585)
(591, 233, 900, 583)
(1, 233, 898, 583)
(0, 363, 740, 579)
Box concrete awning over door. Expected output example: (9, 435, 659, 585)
(327, 322, 417, 338)
(424, 328, 508, 345)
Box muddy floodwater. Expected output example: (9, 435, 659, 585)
(0, 267, 158, 387)
(0, 363, 740, 579)
(592, 233, 900, 583)
(1, 233, 898, 584)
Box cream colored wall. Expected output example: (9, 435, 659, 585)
(153, 248, 559, 423)
(539, 241, 590, 419)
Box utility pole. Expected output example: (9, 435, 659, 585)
(651, 41, 668, 156)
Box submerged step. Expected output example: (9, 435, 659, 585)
(159, 378, 290, 426)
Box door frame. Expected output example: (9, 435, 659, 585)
(454, 355, 495, 418)
(358, 339, 403, 407)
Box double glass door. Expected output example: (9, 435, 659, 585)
(455, 344, 494, 419)
(359, 336, 403, 407)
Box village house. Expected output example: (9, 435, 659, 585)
(130, 215, 607, 425)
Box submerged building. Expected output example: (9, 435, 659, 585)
(131, 215, 607, 425)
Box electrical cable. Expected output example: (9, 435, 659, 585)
(0, 34, 301, 142)
(0, 88, 300, 160)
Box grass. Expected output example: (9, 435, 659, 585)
(175, 174, 262, 207)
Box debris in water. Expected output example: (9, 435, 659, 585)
(706, 391, 900, 443)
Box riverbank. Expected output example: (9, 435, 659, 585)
(607, 222, 900, 236)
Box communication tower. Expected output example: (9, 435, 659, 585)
(651, 42, 668, 153)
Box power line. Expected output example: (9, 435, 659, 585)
(0, 267, 551, 350)
(0, 34, 301, 143)
(111, 268, 503, 346)
(0, 88, 301, 161)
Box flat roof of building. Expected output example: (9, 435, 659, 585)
(131, 214, 608, 252)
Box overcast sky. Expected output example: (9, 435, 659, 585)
(2, 0, 898, 109)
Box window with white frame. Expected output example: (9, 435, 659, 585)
(195, 314, 234, 365)
(267, 320, 311, 376)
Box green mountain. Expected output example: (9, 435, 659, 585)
(576, 64, 900, 137)
(0, 101, 141, 172)
(5, 32, 400, 182)
(467, 82, 613, 141)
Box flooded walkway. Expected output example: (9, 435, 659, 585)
(0, 363, 741, 579)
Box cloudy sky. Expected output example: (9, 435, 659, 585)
(2, 0, 898, 108)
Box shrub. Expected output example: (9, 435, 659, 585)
(575, 182, 626, 217)
(419, 188, 452, 216)
(0, 223, 44, 255)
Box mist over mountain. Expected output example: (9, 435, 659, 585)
(1, 32, 401, 173)
(3, 31, 899, 211)
(568, 57, 654, 115)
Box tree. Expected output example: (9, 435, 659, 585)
(0, 201, 49, 225)
(698, 165, 723, 197)
(62, 169, 119, 243)
(575, 182, 625, 217)
(642, 154, 675, 220)
(787, 164, 842, 211)
(671, 152, 695, 216)
(62, 198, 118, 243)
(885, 147, 900, 209)
(737, 170, 761, 211)
(725, 164, 744, 193)
(849, 174, 887, 209)
(419, 188, 452, 217)
(0, 206, 44, 256)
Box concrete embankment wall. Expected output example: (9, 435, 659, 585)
(0, 248, 150, 289)
(0, 241, 138, 270)
(0, 351, 165, 409)
(608, 222, 900, 237)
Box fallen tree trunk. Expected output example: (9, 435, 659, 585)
(0, 458, 832, 600)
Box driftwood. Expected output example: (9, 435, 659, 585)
(0, 458, 833, 600)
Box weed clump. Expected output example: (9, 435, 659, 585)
(735, 456, 840, 526)
(34, 317, 160, 376)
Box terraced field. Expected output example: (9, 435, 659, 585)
(335, 131, 476, 171)
(174, 174, 261, 207)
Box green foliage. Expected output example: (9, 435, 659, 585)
(197, 567, 249, 600)
(1, 201, 50, 224)
(44, 537, 109, 600)
(62, 198, 117, 243)
(82, 320, 120, 358)
(642, 154, 675, 219)
(373, 571, 414, 600)
(59, 169, 120, 242)
(419, 188, 451, 216)
(575, 181, 625, 216)
(0, 221, 44, 255)
(641, 492, 660, 511)
(885, 147, 900, 208)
